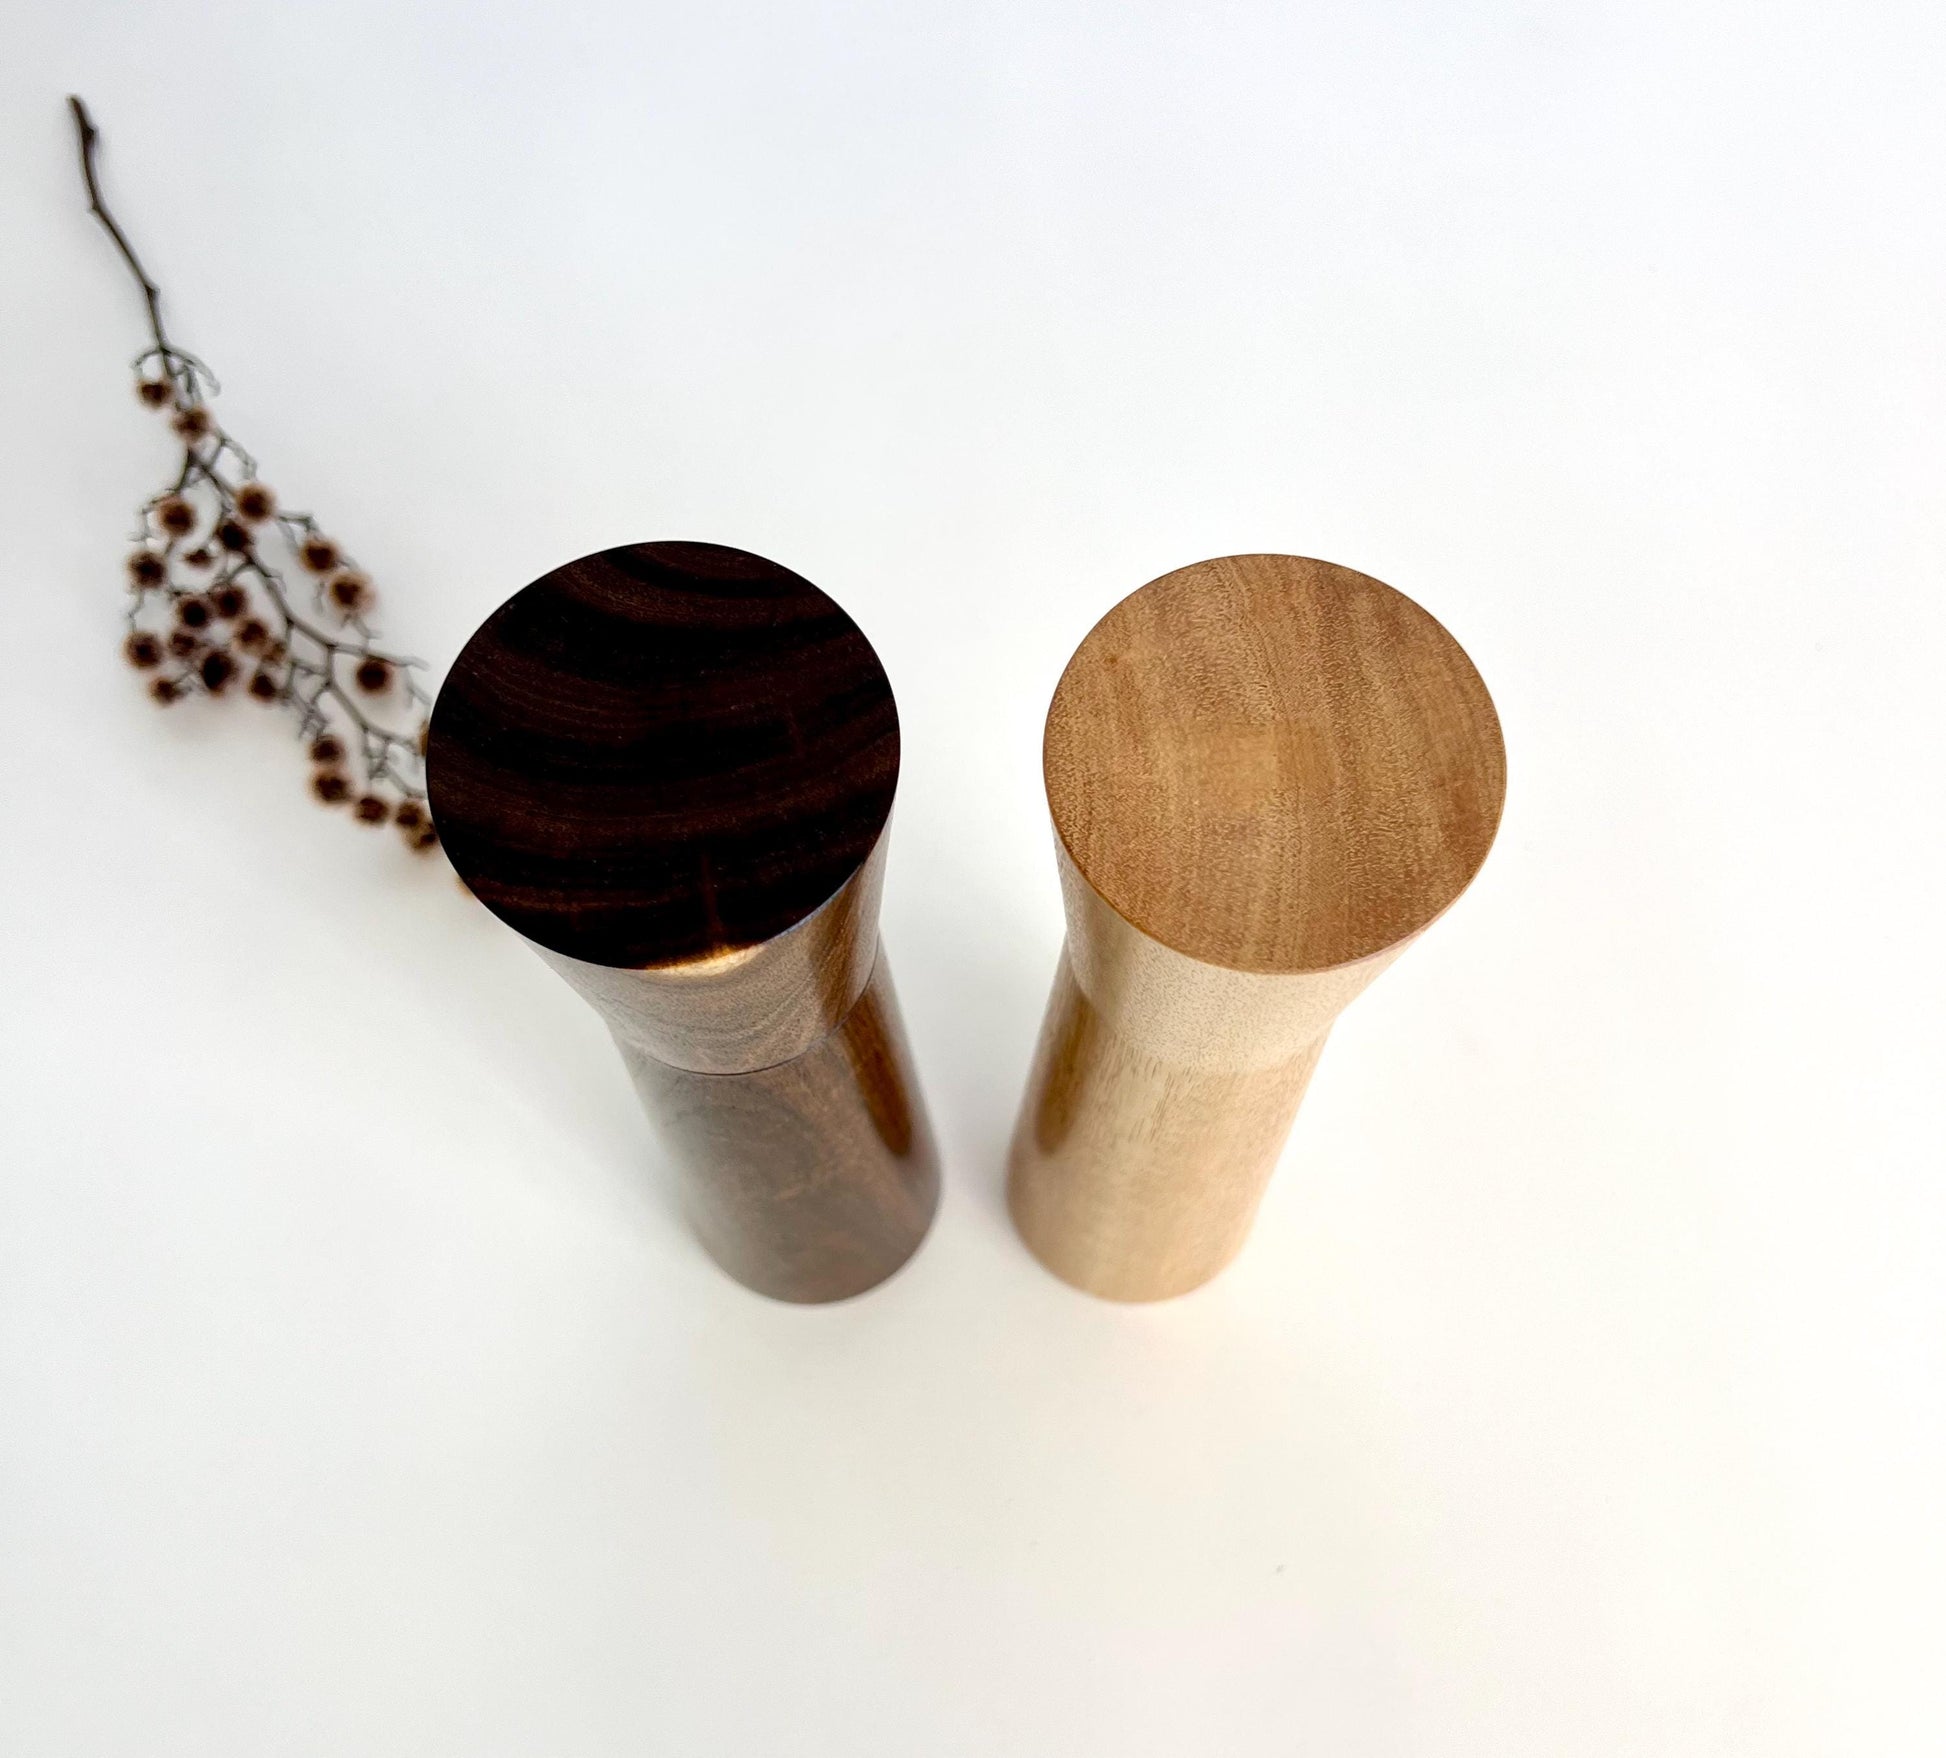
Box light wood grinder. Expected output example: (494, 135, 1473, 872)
(1008, 554, 1505, 1301)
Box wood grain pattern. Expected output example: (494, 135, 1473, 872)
(1044, 553, 1504, 974)
(1011, 555, 1504, 1301)
(1010, 950, 1328, 1302)
(624, 959, 938, 1303)
(427, 542, 936, 1302)
(536, 832, 888, 1077)
(427, 541, 899, 971)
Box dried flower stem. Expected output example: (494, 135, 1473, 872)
(71, 95, 436, 850)
(70, 96, 172, 364)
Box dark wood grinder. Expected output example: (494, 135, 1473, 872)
(426, 542, 939, 1302)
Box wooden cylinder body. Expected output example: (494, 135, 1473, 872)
(620, 961, 930, 1300)
(1009, 555, 1505, 1302)
(428, 542, 938, 1303)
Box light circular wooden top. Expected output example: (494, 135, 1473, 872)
(1044, 555, 1505, 975)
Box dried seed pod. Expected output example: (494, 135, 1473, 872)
(199, 650, 235, 693)
(172, 405, 212, 442)
(300, 536, 341, 574)
(155, 496, 196, 537)
(353, 794, 390, 825)
(326, 571, 372, 617)
(248, 668, 281, 702)
(124, 631, 163, 669)
(393, 800, 426, 832)
(353, 656, 393, 695)
(175, 595, 211, 630)
(167, 629, 202, 658)
(215, 519, 251, 554)
(150, 675, 183, 704)
(309, 732, 345, 765)
(127, 550, 166, 587)
(137, 377, 173, 407)
(233, 481, 276, 522)
(311, 769, 350, 805)
(210, 582, 247, 620)
(235, 617, 270, 652)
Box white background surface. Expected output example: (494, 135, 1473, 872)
(3, 3, 1943, 1753)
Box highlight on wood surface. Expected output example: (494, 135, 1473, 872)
(1009, 554, 1506, 1302)
(427, 542, 938, 1303)
(71, 96, 434, 846)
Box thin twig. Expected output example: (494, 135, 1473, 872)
(69, 96, 169, 358)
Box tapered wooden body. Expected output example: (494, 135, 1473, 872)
(427, 542, 938, 1303)
(1009, 555, 1505, 1302)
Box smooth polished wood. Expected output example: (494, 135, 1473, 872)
(427, 541, 900, 970)
(428, 542, 937, 1302)
(1011, 555, 1504, 1301)
(536, 832, 889, 1076)
(624, 960, 937, 1302)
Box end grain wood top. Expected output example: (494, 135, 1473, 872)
(427, 542, 899, 971)
(1044, 555, 1505, 976)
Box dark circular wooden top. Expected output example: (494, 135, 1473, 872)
(427, 542, 900, 969)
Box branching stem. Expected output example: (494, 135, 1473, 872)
(74, 95, 435, 846)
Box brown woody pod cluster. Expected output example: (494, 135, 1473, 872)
(427, 542, 939, 1302)
(1009, 554, 1506, 1301)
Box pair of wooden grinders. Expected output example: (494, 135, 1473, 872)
(426, 544, 1505, 1305)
